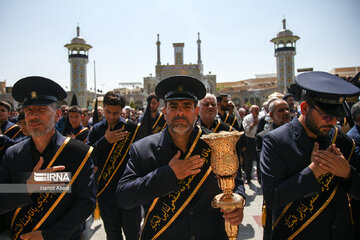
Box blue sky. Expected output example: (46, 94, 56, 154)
(0, 0, 359, 92)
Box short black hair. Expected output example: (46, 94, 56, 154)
(103, 91, 125, 107)
(147, 93, 159, 104)
(81, 108, 91, 116)
(283, 93, 294, 101)
(69, 105, 82, 114)
(216, 94, 228, 103)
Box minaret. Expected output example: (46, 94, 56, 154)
(197, 32, 202, 64)
(64, 25, 92, 107)
(173, 43, 184, 65)
(156, 34, 161, 65)
(270, 18, 300, 94)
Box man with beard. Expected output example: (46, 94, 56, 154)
(217, 94, 241, 131)
(0, 76, 96, 240)
(283, 93, 297, 119)
(260, 71, 360, 239)
(137, 94, 167, 139)
(86, 91, 141, 240)
(117, 76, 245, 240)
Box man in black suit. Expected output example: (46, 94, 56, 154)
(0, 101, 22, 163)
(86, 91, 141, 240)
(260, 72, 360, 239)
(0, 76, 95, 240)
(197, 93, 235, 132)
(117, 76, 245, 240)
(217, 94, 241, 131)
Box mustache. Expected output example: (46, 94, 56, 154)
(174, 116, 189, 121)
(28, 120, 43, 124)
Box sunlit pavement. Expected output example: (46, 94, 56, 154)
(83, 178, 264, 240)
(238, 178, 264, 240)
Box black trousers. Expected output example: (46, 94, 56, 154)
(244, 136, 258, 181)
(99, 194, 141, 240)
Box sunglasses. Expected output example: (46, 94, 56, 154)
(310, 105, 335, 122)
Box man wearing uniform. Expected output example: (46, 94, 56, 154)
(197, 93, 234, 132)
(217, 94, 241, 131)
(0, 111, 30, 151)
(64, 105, 89, 143)
(0, 101, 22, 162)
(0, 101, 23, 238)
(55, 105, 70, 135)
(0, 110, 29, 234)
(86, 91, 141, 240)
(117, 76, 245, 240)
(137, 94, 167, 140)
(0, 76, 96, 240)
(260, 71, 360, 239)
(197, 93, 247, 155)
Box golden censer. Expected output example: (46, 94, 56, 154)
(201, 131, 245, 240)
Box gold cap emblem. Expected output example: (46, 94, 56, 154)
(177, 85, 184, 93)
(31, 91, 37, 99)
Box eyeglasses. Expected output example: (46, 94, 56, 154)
(310, 105, 335, 122)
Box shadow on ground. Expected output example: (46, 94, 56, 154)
(238, 223, 255, 239)
(84, 216, 102, 240)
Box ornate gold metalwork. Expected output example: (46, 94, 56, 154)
(201, 131, 245, 240)
(31, 91, 37, 99)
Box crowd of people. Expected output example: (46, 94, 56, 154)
(0, 72, 360, 240)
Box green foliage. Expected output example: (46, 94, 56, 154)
(129, 101, 136, 109)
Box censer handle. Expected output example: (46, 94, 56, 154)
(225, 221, 238, 240)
